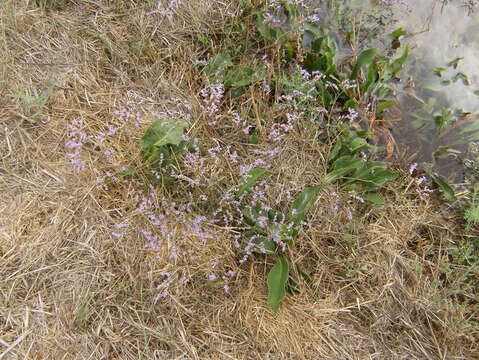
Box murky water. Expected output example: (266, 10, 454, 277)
(304, 0, 479, 180)
(315, 0, 479, 181)
(388, 0, 479, 180)
(394, 0, 479, 111)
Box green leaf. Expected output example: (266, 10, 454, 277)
(267, 256, 289, 312)
(344, 99, 358, 109)
(349, 137, 369, 152)
(362, 193, 385, 205)
(255, 11, 285, 43)
(362, 63, 377, 93)
(431, 174, 456, 201)
(237, 168, 272, 197)
(9, 86, 53, 109)
(290, 185, 323, 226)
(244, 236, 276, 254)
(248, 135, 259, 144)
(325, 162, 363, 183)
(376, 100, 397, 114)
(464, 203, 479, 226)
(302, 22, 322, 40)
(343, 169, 397, 192)
(452, 72, 471, 86)
(388, 46, 409, 78)
(224, 65, 265, 87)
(389, 27, 407, 39)
(350, 48, 378, 79)
(116, 168, 136, 176)
(203, 52, 232, 79)
(332, 156, 364, 172)
(447, 57, 463, 69)
(142, 117, 189, 153)
(342, 234, 355, 248)
(434, 67, 447, 77)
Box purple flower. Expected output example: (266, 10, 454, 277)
(409, 162, 419, 175)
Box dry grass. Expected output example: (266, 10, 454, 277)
(0, 0, 477, 359)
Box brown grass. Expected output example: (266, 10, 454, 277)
(0, 0, 477, 359)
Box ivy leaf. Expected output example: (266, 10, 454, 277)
(267, 256, 289, 312)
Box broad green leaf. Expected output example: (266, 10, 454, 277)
(267, 256, 289, 311)
(362, 63, 377, 93)
(237, 168, 272, 197)
(241, 206, 267, 231)
(393, 46, 409, 67)
(255, 11, 285, 43)
(343, 169, 397, 191)
(141, 118, 189, 153)
(225, 65, 265, 87)
(332, 156, 364, 172)
(349, 137, 369, 152)
(245, 236, 276, 254)
(290, 185, 323, 226)
(431, 174, 456, 201)
(346, 162, 387, 183)
(376, 100, 397, 114)
(362, 193, 385, 205)
(328, 140, 343, 162)
(203, 53, 232, 78)
(325, 165, 360, 183)
(350, 48, 378, 79)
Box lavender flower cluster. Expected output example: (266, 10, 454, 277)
(408, 163, 433, 201)
(147, 0, 184, 20)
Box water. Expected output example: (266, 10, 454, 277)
(302, 1, 479, 180)
(387, 0, 479, 181)
(315, 0, 479, 181)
